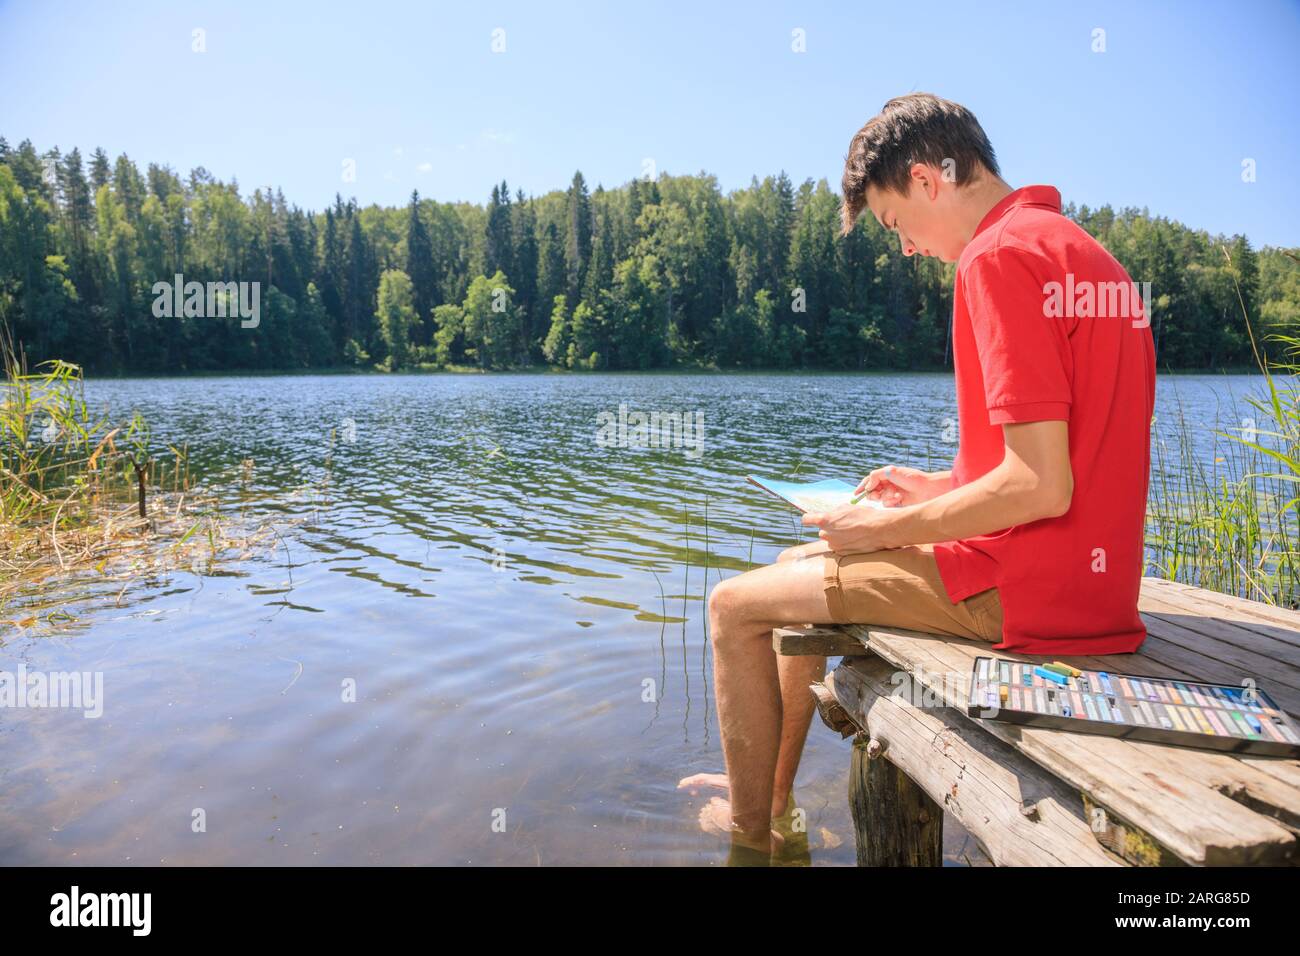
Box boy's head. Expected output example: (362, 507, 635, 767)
(841, 93, 1003, 262)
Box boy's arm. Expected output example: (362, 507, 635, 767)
(805, 421, 1070, 551)
(890, 420, 1071, 546)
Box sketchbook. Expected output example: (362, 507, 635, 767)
(746, 476, 886, 514)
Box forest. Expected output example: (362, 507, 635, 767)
(1, 136, 1297, 375)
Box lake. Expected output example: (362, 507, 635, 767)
(0, 371, 1276, 865)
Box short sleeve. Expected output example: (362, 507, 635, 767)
(961, 247, 1072, 425)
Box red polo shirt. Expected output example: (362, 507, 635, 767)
(932, 185, 1156, 655)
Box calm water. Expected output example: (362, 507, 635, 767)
(0, 371, 1274, 866)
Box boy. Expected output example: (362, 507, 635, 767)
(679, 93, 1156, 863)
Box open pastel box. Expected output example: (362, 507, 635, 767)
(967, 657, 1300, 757)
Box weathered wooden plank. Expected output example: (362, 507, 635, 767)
(821, 658, 1125, 866)
(1141, 577, 1300, 644)
(772, 624, 865, 657)
(843, 624, 1299, 865)
(1144, 590, 1300, 671)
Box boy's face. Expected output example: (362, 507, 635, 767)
(865, 164, 963, 263)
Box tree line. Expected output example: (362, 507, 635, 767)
(1, 136, 1296, 375)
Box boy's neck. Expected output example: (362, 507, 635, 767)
(957, 175, 1015, 249)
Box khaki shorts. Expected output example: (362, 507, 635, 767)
(821, 543, 1003, 643)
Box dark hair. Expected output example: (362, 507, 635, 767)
(840, 93, 1000, 236)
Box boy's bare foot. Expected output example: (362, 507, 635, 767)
(677, 772, 729, 794)
(696, 795, 786, 857)
(678, 771, 793, 819)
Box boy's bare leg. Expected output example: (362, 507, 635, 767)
(772, 539, 836, 812)
(771, 650, 825, 817)
(684, 543, 837, 854)
(681, 539, 832, 818)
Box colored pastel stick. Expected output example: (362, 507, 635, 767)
(1190, 708, 1215, 735)
(1275, 720, 1300, 744)
(1139, 701, 1156, 726)
(1034, 666, 1069, 686)
(1043, 663, 1074, 677)
(1258, 717, 1287, 743)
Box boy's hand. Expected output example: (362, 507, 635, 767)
(856, 465, 949, 506)
(801, 502, 899, 553)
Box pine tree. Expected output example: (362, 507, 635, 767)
(89, 147, 111, 193)
(536, 221, 566, 350)
(58, 148, 94, 299)
(511, 189, 539, 362)
(319, 203, 345, 346)
(564, 171, 592, 308)
(405, 190, 437, 346)
(485, 180, 514, 282)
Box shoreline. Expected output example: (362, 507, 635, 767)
(77, 364, 1275, 381)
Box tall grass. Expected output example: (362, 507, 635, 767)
(1144, 249, 1300, 608)
(0, 333, 262, 628)
(1, 335, 185, 524)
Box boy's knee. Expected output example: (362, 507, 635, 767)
(707, 576, 747, 622)
(776, 541, 825, 563)
(775, 544, 802, 563)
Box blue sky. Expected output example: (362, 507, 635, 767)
(2, 0, 1297, 247)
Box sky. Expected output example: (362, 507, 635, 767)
(1, 0, 1298, 247)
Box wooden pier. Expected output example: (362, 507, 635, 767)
(777, 576, 1300, 866)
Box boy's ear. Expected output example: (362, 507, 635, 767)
(909, 162, 941, 199)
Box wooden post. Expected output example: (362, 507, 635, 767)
(133, 455, 149, 518)
(849, 733, 943, 866)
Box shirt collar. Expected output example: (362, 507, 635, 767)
(972, 185, 1062, 240)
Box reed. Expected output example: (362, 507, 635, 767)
(1144, 249, 1300, 608)
(0, 332, 269, 629)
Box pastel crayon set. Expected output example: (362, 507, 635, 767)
(967, 657, 1300, 757)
